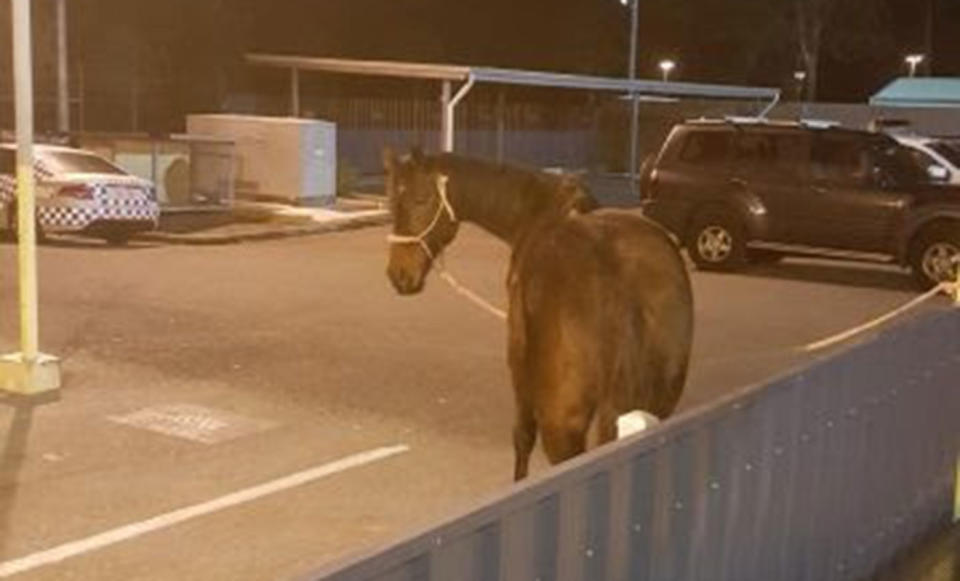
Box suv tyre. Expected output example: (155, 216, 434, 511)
(686, 209, 747, 271)
(909, 225, 960, 290)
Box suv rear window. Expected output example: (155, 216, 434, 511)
(678, 131, 731, 164)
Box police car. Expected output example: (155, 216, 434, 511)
(0, 143, 160, 245)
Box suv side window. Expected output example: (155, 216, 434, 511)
(875, 144, 927, 186)
(733, 131, 809, 176)
(678, 130, 731, 165)
(734, 132, 775, 167)
(0, 150, 15, 176)
(770, 133, 810, 172)
(811, 133, 870, 185)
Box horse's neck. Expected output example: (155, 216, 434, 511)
(449, 173, 562, 247)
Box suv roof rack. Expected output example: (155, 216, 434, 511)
(687, 117, 848, 132)
(722, 115, 768, 124)
(798, 118, 841, 129)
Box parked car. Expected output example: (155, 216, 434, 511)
(0, 144, 159, 245)
(641, 118, 960, 288)
(893, 135, 960, 185)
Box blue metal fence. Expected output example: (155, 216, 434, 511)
(300, 310, 960, 581)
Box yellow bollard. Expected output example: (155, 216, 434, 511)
(955, 456, 959, 523)
(955, 263, 960, 306)
(0, 0, 61, 396)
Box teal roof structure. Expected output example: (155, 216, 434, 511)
(870, 77, 960, 107)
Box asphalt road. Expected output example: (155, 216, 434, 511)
(0, 224, 948, 580)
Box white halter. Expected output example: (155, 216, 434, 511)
(385, 173, 508, 319)
(386, 174, 456, 260)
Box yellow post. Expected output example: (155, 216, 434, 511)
(955, 260, 960, 306)
(16, 117, 39, 362)
(955, 456, 959, 523)
(952, 260, 960, 521)
(0, 0, 60, 396)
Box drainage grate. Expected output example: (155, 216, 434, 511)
(109, 404, 276, 444)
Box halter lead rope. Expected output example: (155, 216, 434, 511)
(387, 175, 507, 320)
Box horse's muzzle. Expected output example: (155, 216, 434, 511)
(388, 267, 425, 295)
(387, 244, 431, 295)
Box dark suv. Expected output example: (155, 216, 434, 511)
(641, 118, 960, 288)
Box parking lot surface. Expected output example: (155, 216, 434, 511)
(0, 225, 948, 580)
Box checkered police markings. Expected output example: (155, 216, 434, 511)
(37, 204, 159, 230)
(108, 403, 277, 444)
(0, 175, 159, 231)
(0, 176, 15, 205)
(0, 445, 410, 578)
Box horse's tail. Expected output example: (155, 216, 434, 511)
(612, 293, 693, 421)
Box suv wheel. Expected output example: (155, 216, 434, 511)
(909, 227, 960, 290)
(687, 210, 746, 271)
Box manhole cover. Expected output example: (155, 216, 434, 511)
(109, 404, 276, 444)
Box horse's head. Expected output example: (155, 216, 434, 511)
(383, 147, 459, 295)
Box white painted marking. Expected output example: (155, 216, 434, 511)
(0, 445, 410, 578)
(108, 403, 276, 445)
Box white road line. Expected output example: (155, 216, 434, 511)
(0, 444, 410, 578)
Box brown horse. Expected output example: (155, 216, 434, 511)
(384, 148, 693, 480)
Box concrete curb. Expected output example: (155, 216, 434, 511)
(137, 211, 390, 245)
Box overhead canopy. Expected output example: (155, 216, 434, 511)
(245, 52, 781, 185)
(246, 54, 780, 101)
(870, 77, 960, 108)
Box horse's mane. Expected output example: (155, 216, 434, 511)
(428, 153, 598, 217)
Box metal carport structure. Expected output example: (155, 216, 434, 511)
(245, 54, 781, 189)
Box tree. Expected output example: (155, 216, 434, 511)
(793, 0, 892, 100)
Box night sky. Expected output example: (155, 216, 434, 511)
(3, 0, 959, 130)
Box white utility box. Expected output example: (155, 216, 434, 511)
(187, 114, 336, 206)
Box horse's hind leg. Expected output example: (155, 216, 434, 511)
(540, 410, 590, 466)
(513, 401, 537, 481)
(596, 401, 619, 446)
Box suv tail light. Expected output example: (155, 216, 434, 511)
(57, 184, 93, 200)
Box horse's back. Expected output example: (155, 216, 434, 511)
(510, 208, 693, 417)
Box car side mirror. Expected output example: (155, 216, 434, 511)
(927, 165, 949, 182)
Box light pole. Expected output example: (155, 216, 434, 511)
(905, 54, 925, 77)
(621, 0, 640, 198)
(56, 0, 70, 133)
(659, 59, 676, 82)
(793, 70, 807, 101)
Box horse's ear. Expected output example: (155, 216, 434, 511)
(560, 174, 599, 214)
(382, 147, 397, 173)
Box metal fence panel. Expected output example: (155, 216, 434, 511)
(302, 310, 960, 581)
(71, 133, 235, 209)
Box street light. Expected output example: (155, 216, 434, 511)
(659, 59, 676, 82)
(905, 54, 925, 77)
